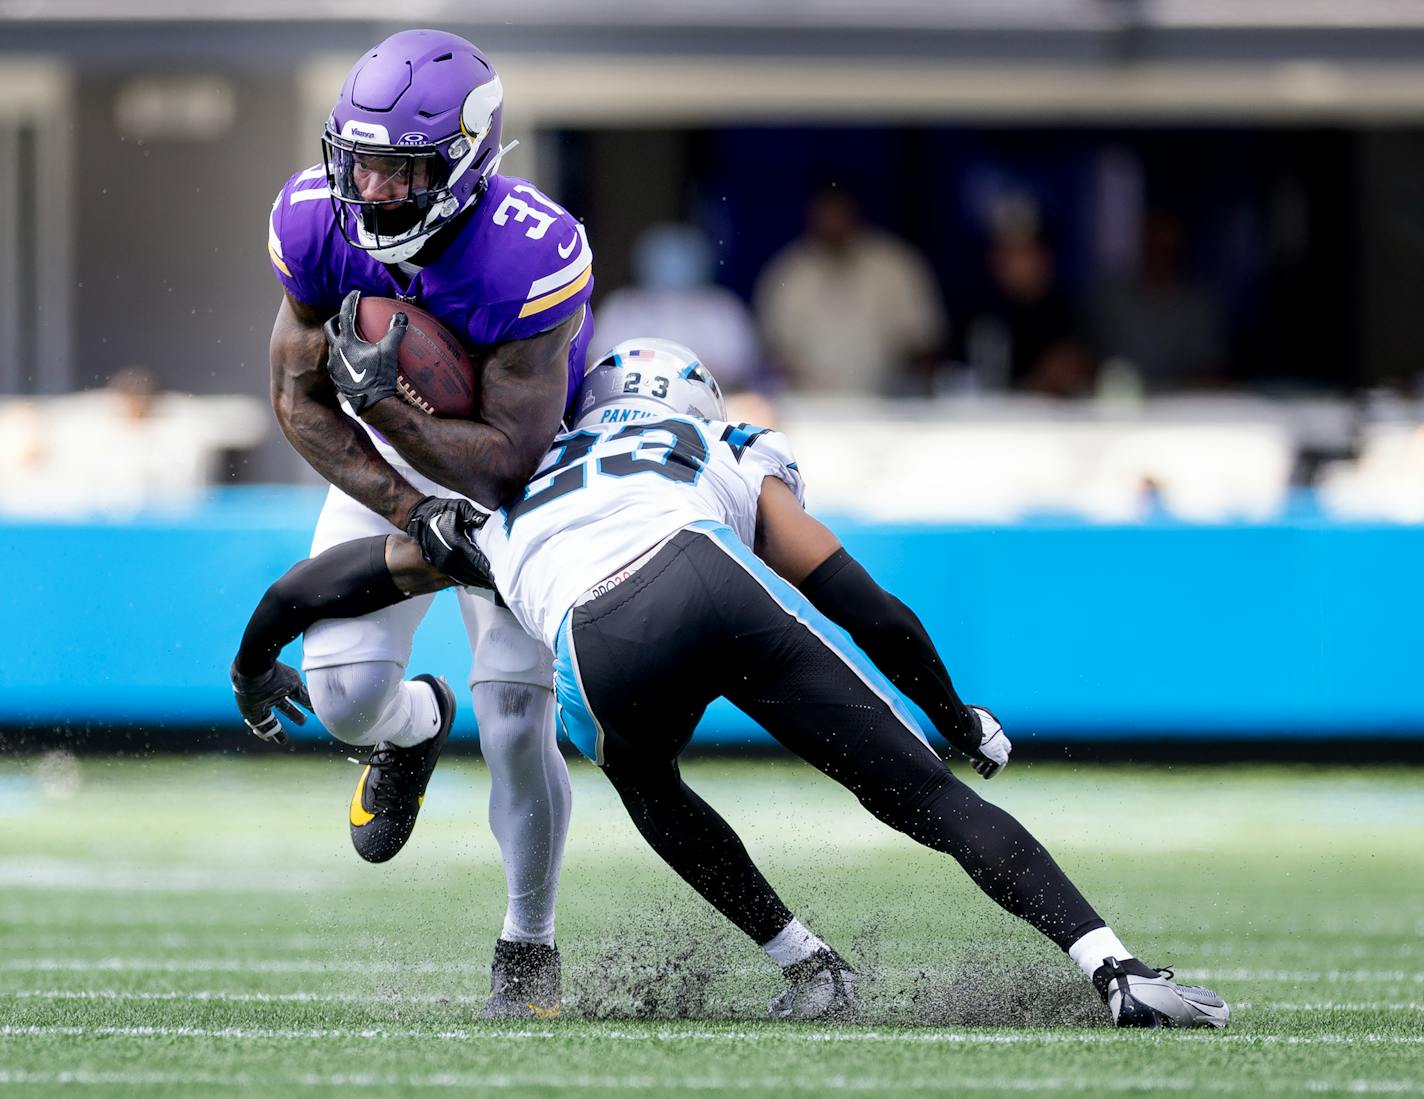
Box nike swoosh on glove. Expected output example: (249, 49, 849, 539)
(970, 705, 1012, 779)
(405, 495, 497, 590)
(323, 289, 404, 415)
(230, 660, 311, 745)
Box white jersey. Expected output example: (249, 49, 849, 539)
(475, 412, 805, 649)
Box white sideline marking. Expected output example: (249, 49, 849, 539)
(0, 1070, 1420, 1095)
(2, 1024, 1423, 1047)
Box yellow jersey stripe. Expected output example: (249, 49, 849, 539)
(268, 243, 292, 278)
(518, 267, 591, 319)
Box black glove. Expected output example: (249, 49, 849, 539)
(405, 495, 496, 589)
(230, 660, 311, 746)
(323, 289, 405, 415)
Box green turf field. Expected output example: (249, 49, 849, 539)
(1, 752, 1420, 1097)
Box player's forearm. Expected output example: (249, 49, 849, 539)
(360, 400, 531, 509)
(360, 312, 579, 507)
(274, 389, 426, 527)
(233, 536, 408, 677)
(270, 297, 426, 527)
(799, 549, 980, 755)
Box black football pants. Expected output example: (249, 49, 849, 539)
(560, 522, 1104, 950)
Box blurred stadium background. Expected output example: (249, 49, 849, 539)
(5, 1, 1424, 748)
(4, 6, 1424, 1097)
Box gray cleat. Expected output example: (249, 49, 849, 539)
(1093, 956, 1230, 1029)
(768, 948, 858, 1021)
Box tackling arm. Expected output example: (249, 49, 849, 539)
(235, 534, 451, 680)
(755, 477, 1004, 773)
(270, 292, 426, 528)
(359, 310, 580, 509)
(229, 533, 450, 742)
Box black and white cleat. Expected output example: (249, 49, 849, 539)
(347, 674, 454, 864)
(768, 948, 858, 1021)
(484, 939, 562, 1020)
(1093, 956, 1230, 1029)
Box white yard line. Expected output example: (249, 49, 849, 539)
(1190, 968, 1424, 984)
(8, 958, 1424, 982)
(0, 1070, 1418, 1094)
(0, 859, 343, 894)
(1, 958, 484, 974)
(5, 989, 485, 1005)
(2, 1024, 1422, 1046)
(10, 990, 1424, 1013)
(1234, 1001, 1424, 1012)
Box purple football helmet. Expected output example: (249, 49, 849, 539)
(322, 29, 507, 263)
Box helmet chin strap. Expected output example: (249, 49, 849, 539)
(456, 138, 520, 217)
(486, 138, 518, 177)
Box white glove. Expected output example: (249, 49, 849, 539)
(970, 706, 1011, 779)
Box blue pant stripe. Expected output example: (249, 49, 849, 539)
(689, 520, 931, 747)
(553, 611, 603, 764)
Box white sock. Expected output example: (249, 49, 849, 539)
(762, 919, 828, 968)
(383, 680, 442, 748)
(1068, 926, 1134, 979)
(476, 683, 570, 947)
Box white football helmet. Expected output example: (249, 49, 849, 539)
(573, 338, 726, 428)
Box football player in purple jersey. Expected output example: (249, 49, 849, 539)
(244, 29, 594, 1018)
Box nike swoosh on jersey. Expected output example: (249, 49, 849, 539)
(349, 766, 375, 827)
(338, 346, 367, 383)
(557, 234, 578, 259)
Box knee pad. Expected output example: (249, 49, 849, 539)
(307, 661, 406, 746)
(474, 682, 555, 766)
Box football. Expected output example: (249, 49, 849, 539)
(355, 295, 478, 419)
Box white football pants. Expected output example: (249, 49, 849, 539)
(301, 474, 571, 947)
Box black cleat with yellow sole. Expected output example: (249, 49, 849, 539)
(484, 939, 562, 1020)
(348, 674, 454, 864)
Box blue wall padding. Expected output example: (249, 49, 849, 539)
(1, 487, 1417, 741)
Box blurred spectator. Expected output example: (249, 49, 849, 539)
(1092, 210, 1226, 392)
(593, 223, 767, 394)
(107, 366, 162, 422)
(754, 186, 945, 396)
(958, 206, 1095, 398)
(0, 368, 266, 518)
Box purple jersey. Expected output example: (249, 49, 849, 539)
(267, 166, 594, 409)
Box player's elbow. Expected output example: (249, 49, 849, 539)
(445, 467, 521, 510)
(480, 430, 545, 508)
(270, 367, 327, 447)
(485, 467, 530, 509)
(270, 371, 298, 431)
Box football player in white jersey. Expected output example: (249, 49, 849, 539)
(232, 339, 1230, 1029)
